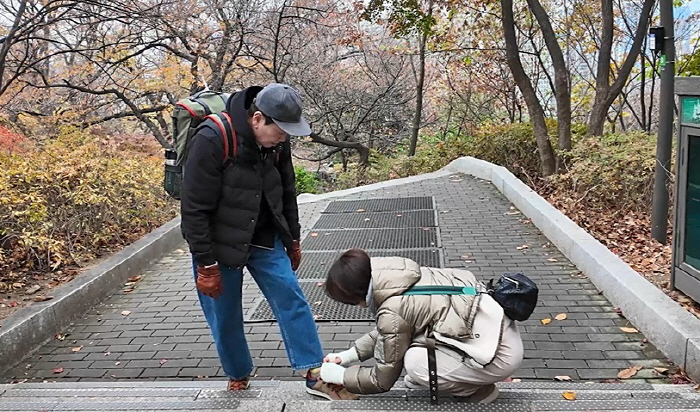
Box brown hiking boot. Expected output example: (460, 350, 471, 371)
(305, 369, 359, 400)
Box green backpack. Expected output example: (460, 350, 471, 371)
(163, 90, 233, 200)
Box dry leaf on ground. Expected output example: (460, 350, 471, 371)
(555, 313, 567, 321)
(618, 365, 643, 379)
(71, 346, 82, 352)
(653, 367, 669, 374)
(357, 209, 365, 212)
(555, 375, 572, 381)
(160, 359, 168, 365)
(121, 310, 131, 316)
(310, 233, 318, 237)
(127, 276, 142, 282)
(516, 245, 529, 250)
(563, 391, 577, 401)
(52, 367, 64, 374)
(541, 318, 552, 325)
(620, 327, 639, 333)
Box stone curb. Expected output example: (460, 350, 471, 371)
(0, 216, 184, 375)
(444, 156, 700, 381)
(296, 169, 452, 204)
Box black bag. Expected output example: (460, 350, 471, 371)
(487, 273, 538, 321)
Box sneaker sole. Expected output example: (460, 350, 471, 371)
(306, 386, 334, 401)
(479, 386, 500, 404)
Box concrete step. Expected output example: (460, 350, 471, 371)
(0, 380, 698, 411)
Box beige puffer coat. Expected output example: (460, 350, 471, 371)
(342, 257, 506, 394)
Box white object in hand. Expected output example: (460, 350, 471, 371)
(320, 362, 346, 385)
(325, 348, 360, 366)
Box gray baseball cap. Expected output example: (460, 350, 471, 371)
(254, 83, 312, 136)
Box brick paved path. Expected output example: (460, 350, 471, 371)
(1, 173, 673, 383)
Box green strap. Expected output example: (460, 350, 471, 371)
(402, 285, 477, 296)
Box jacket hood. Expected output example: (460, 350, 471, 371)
(227, 86, 263, 150)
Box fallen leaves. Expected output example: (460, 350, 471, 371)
(52, 367, 64, 374)
(356, 209, 365, 212)
(71, 346, 83, 352)
(159, 359, 168, 365)
(26, 285, 41, 294)
(541, 318, 552, 325)
(516, 245, 529, 250)
(555, 313, 567, 321)
(620, 327, 639, 333)
(54, 334, 66, 341)
(120, 310, 131, 316)
(33, 295, 54, 302)
(653, 367, 669, 375)
(562, 391, 577, 401)
(547, 258, 558, 262)
(310, 233, 319, 237)
(617, 365, 643, 379)
(554, 375, 572, 381)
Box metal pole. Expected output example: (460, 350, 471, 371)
(651, 0, 675, 243)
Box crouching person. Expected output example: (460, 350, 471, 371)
(319, 248, 524, 403)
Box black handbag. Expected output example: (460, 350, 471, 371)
(487, 273, 538, 321)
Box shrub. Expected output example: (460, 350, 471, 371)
(0, 128, 178, 287)
(548, 131, 658, 212)
(295, 166, 320, 194)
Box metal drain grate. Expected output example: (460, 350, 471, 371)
(314, 210, 436, 229)
(297, 249, 441, 279)
(324, 197, 433, 213)
(302, 228, 438, 250)
(247, 281, 374, 322)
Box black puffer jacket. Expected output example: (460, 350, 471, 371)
(180, 86, 301, 268)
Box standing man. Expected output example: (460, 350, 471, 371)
(181, 83, 357, 400)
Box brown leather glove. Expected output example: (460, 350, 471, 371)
(288, 240, 301, 271)
(196, 263, 222, 299)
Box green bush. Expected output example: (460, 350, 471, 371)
(295, 166, 320, 194)
(0, 128, 178, 286)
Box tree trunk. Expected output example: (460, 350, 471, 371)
(587, 0, 655, 135)
(409, 3, 432, 157)
(0, 0, 27, 97)
(501, 0, 556, 176)
(526, 0, 571, 171)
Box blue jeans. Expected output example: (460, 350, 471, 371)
(193, 237, 323, 379)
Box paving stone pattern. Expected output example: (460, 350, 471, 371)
(1, 173, 673, 383)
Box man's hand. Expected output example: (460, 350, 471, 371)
(288, 240, 301, 271)
(196, 263, 222, 299)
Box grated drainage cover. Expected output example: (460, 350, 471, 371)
(247, 281, 374, 322)
(324, 197, 433, 213)
(314, 210, 436, 229)
(296, 249, 441, 279)
(302, 228, 438, 250)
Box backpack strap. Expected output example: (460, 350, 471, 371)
(401, 284, 478, 405)
(204, 112, 237, 164)
(402, 285, 477, 296)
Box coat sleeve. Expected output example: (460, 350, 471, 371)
(180, 126, 223, 267)
(276, 139, 301, 240)
(343, 309, 413, 394)
(352, 329, 379, 361)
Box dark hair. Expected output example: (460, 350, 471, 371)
(325, 248, 372, 305)
(247, 101, 274, 125)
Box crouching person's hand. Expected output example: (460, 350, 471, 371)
(320, 362, 346, 385)
(324, 348, 360, 366)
